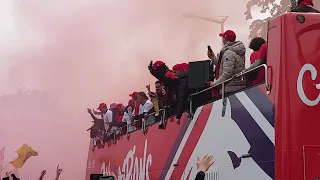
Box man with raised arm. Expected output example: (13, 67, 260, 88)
(207, 30, 247, 93)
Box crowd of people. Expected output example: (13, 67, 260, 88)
(2, 165, 62, 180)
(86, 0, 320, 151)
(101, 153, 214, 180)
(87, 28, 270, 151)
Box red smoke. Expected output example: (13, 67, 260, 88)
(0, 0, 250, 179)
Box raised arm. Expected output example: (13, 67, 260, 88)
(55, 165, 62, 180)
(87, 108, 101, 121)
(38, 170, 46, 180)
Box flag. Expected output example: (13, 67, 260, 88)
(11, 144, 38, 168)
(0, 147, 5, 176)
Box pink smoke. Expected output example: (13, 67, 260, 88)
(0, 0, 250, 179)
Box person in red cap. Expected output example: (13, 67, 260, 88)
(292, 0, 319, 12)
(172, 63, 190, 122)
(132, 92, 154, 122)
(129, 92, 140, 116)
(87, 103, 113, 149)
(148, 61, 179, 115)
(207, 30, 247, 93)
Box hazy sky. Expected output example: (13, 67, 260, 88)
(0, 0, 269, 179)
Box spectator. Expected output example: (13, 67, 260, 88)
(11, 174, 20, 180)
(132, 92, 154, 121)
(195, 154, 214, 180)
(102, 171, 117, 180)
(246, 37, 267, 85)
(38, 170, 46, 180)
(55, 165, 63, 180)
(207, 30, 247, 93)
(122, 105, 137, 132)
(38, 165, 62, 180)
(172, 63, 190, 122)
(291, 0, 319, 12)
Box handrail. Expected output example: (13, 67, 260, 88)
(188, 64, 271, 117)
(98, 64, 272, 141)
(189, 63, 270, 98)
(105, 107, 168, 137)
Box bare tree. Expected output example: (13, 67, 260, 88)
(245, 0, 292, 40)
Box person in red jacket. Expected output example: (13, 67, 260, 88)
(291, 0, 319, 12)
(247, 37, 267, 85)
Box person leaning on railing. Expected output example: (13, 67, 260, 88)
(172, 63, 191, 123)
(131, 92, 154, 121)
(246, 37, 267, 86)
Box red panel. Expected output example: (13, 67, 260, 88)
(270, 13, 320, 180)
(85, 105, 211, 180)
(303, 146, 320, 180)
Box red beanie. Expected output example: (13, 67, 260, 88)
(128, 99, 135, 106)
(172, 64, 184, 71)
(129, 92, 138, 98)
(153, 61, 165, 70)
(181, 63, 188, 71)
(165, 71, 177, 79)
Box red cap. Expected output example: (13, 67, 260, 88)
(172, 64, 184, 71)
(153, 61, 165, 70)
(97, 103, 107, 110)
(219, 30, 236, 42)
(181, 63, 188, 71)
(129, 92, 138, 98)
(165, 71, 177, 79)
(116, 103, 123, 109)
(128, 99, 135, 105)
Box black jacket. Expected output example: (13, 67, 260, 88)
(176, 72, 191, 119)
(194, 171, 205, 180)
(149, 65, 179, 106)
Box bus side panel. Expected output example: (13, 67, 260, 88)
(272, 13, 320, 180)
(267, 14, 284, 180)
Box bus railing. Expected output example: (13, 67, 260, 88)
(103, 64, 271, 143)
(188, 64, 271, 118)
(106, 107, 168, 143)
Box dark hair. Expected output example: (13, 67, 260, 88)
(155, 80, 162, 85)
(125, 105, 134, 113)
(249, 37, 266, 51)
(137, 92, 148, 99)
(156, 64, 169, 76)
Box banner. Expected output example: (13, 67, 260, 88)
(11, 144, 38, 168)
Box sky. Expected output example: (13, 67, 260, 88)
(0, 0, 271, 179)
